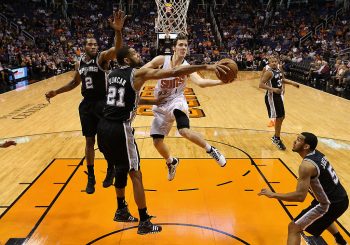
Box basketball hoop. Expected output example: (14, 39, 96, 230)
(155, 0, 190, 34)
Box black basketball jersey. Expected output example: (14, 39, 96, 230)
(78, 53, 107, 101)
(266, 68, 283, 96)
(304, 150, 347, 204)
(103, 66, 139, 122)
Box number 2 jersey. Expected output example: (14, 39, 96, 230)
(103, 66, 140, 122)
(78, 53, 107, 101)
(304, 150, 347, 204)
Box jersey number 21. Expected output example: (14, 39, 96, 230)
(107, 87, 125, 107)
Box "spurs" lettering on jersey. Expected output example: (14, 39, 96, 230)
(160, 77, 185, 89)
(79, 66, 98, 74)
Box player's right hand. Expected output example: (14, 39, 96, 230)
(272, 88, 282, 94)
(45, 91, 57, 103)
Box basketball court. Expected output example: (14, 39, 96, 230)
(0, 70, 349, 244)
(0, 0, 350, 244)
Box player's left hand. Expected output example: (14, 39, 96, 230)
(109, 10, 127, 31)
(258, 188, 275, 198)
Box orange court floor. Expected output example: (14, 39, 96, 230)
(0, 157, 349, 244)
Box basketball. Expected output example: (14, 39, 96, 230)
(216, 58, 238, 83)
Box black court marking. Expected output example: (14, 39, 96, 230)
(86, 223, 250, 244)
(25, 157, 85, 240)
(268, 181, 280, 184)
(0, 206, 9, 208)
(67, 164, 79, 167)
(19, 183, 31, 185)
(35, 206, 49, 208)
(178, 188, 199, 192)
(3, 126, 349, 145)
(0, 159, 56, 220)
(242, 170, 250, 176)
(5, 238, 26, 245)
(284, 204, 298, 207)
(216, 180, 232, 186)
(144, 189, 157, 192)
(244, 189, 254, 192)
(196, 139, 350, 238)
(53, 183, 65, 185)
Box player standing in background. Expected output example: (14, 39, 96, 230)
(259, 56, 299, 150)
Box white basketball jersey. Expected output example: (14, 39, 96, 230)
(154, 55, 189, 103)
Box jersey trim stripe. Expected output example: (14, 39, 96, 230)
(304, 158, 320, 178)
(96, 53, 109, 72)
(267, 92, 276, 118)
(295, 203, 329, 229)
(123, 122, 139, 171)
(130, 68, 137, 91)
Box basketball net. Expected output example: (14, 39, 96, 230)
(155, 0, 190, 34)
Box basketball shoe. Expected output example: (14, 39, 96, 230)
(114, 206, 138, 222)
(103, 167, 115, 188)
(86, 175, 95, 194)
(167, 158, 179, 181)
(137, 217, 162, 235)
(207, 146, 226, 167)
(271, 136, 286, 150)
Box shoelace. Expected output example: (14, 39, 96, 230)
(210, 150, 221, 161)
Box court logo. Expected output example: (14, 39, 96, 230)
(0, 104, 49, 120)
(137, 86, 205, 118)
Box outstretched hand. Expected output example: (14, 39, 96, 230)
(258, 188, 275, 198)
(109, 10, 127, 31)
(0, 140, 17, 148)
(45, 90, 57, 103)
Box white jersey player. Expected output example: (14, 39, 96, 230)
(143, 33, 231, 181)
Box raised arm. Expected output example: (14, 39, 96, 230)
(98, 10, 126, 66)
(258, 161, 316, 202)
(45, 62, 81, 102)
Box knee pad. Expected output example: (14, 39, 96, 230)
(114, 171, 128, 188)
(151, 134, 165, 139)
(173, 109, 190, 130)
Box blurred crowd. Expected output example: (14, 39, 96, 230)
(0, 0, 349, 97)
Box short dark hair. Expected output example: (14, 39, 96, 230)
(84, 37, 96, 46)
(301, 132, 318, 150)
(173, 33, 188, 46)
(116, 47, 131, 65)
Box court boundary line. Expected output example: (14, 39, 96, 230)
(2, 126, 350, 143)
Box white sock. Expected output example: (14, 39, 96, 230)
(166, 157, 173, 164)
(205, 144, 212, 152)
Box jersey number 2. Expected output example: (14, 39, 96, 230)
(85, 77, 93, 89)
(107, 87, 125, 107)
